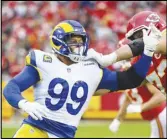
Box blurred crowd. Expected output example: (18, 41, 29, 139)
(2, 1, 166, 81)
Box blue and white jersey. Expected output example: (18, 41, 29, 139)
(24, 49, 103, 137)
(22, 49, 152, 138)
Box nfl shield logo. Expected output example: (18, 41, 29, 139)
(67, 68, 71, 73)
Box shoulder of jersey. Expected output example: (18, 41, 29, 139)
(25, 49, 54, 67)
(82, 59, 102, 68)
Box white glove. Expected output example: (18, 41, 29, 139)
(109, 119, 121, 133)
(18, 99, 49, 120)
(84, 48, 118, 67)
(126, 104, 142, 113)
(143, 23, 162, 57)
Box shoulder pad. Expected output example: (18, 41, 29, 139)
(25, 49, 43, 80)
(25, 49, 37, 67)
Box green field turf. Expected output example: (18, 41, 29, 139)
(2, 120, 150, 138)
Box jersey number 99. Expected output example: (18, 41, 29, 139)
(45, 78, 88, 115)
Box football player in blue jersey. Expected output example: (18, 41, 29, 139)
(3, 20, 161, 138)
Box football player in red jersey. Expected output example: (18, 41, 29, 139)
(86, 11, 166, 96)
(109, 61, 166, 138)
(85, 11, 166, 138)
(125, 11, 166, 95)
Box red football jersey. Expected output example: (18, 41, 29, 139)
(131, 28, 166, 94)
(131, 53, 166, 95)
(127, 47, 166, 120)
(126, 87, 166, 121)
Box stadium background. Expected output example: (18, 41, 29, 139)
(2, 1, 166, 138)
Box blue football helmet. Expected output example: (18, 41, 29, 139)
(50, 20, 89, 62)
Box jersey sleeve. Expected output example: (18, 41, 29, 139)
(25, 50, 42, 80)
(96, 68, 118, 91)
(96, 53, 152, 92)
(131, 55, 141, 65)
(3, 66, 40, 109)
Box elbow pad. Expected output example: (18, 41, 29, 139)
(128, 39, 144, 56)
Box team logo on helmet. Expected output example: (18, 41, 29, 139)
(50, 20, 89, 63)
(146, 13, 160, 23)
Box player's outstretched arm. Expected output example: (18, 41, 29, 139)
(85, 38, 143, 67)
(115, 38, 144, 62)
(3, 66, 48, 120)
(85, 24, 162, 67)
(95, 51, 152, 94)
(95, 26, 161, 95)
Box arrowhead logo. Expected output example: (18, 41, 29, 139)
(146, 13, 160, 23)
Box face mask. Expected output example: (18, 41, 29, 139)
(70, 45, 84, 55)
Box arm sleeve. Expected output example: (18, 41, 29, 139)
(96, 53, 152, 91)
(3, 65, 40, 109)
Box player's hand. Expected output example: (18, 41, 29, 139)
(84, 48, 117, 67)
(109, 119, 121, 133)
(126, 104, 142, 113)
(143, 23, 162, 57)
(84, 48, 103, 62)
(18, 99, 49, 120)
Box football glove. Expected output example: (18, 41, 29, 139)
(18, 99, 49, 120)
(84, 48, 117, 67)
(143, 23, 162, 57)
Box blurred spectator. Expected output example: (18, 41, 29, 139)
(2, 1, 166, 81)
